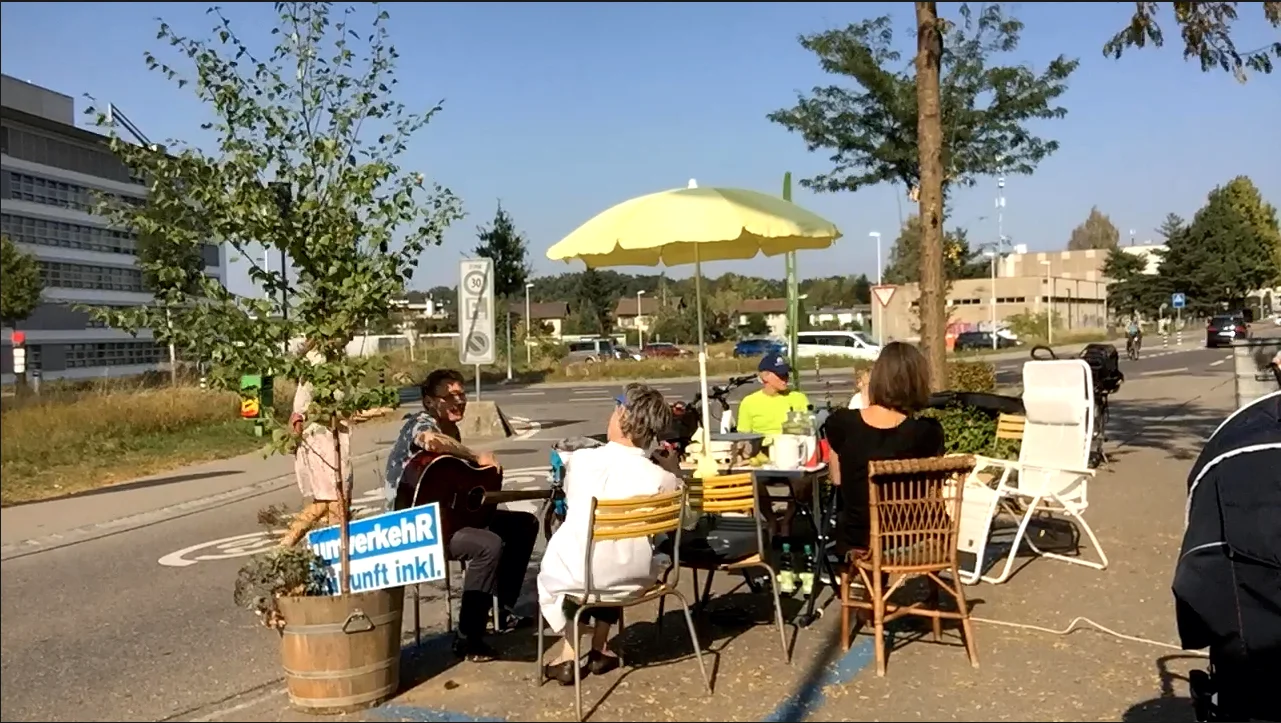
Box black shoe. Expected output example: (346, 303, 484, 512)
(452, 634, 497, 663)
(587, 649, 620, 676)
(543, 660, 582, 686)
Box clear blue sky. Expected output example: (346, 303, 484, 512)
(3, 2, 1278, 298)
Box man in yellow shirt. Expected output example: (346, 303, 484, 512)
(736, 353, 810, 435)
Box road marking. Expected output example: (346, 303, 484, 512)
(1210, 359, 1226, 367)
(510, 391, 544, 396)
(156, 467, 554, 568)
(507, 415, 542, 441)
(189, 689, 285, 722)
(1141, 367, 1189, 377)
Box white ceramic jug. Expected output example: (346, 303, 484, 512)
(770, 434, 814, 469)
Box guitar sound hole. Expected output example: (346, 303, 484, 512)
(465, 486, 486, 511)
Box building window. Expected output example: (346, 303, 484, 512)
(1, 124, 142, 185)
(38, 260, 144, 292)
(1, 213, 138, 254)
(65, 341, 165, 369)
(4, 171, 142, 213)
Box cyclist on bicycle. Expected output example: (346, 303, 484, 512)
(1125, 317, 1142, 357)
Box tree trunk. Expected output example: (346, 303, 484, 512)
(914, 1, 947, 391)
(331, 416, 352, 596)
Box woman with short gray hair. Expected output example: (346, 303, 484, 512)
(536, 382, 682, 684)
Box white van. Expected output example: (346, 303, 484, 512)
(795, 330, 881, 361)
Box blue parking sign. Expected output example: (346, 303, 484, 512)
(1172, 293, 1186, 309)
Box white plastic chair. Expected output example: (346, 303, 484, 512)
(956, 359, 1109, 584)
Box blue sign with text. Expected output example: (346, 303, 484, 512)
(1172, 293, 1186, 309)
(306, 503, 446, 596)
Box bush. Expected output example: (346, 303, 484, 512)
(921, 404, 1020, 458)
(947, 361, 996, 393)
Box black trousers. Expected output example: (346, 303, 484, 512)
(447, 509, 539, 638)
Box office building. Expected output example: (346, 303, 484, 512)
(1, 74, 226, 382)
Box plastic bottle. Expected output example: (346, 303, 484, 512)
(777, 543, 796, 594)
(798, 544, 815, 596)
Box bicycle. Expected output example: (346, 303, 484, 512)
(1126, 333, 1141, 361)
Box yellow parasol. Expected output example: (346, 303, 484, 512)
(546, 180, 842, 475)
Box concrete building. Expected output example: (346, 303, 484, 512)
(1, 75, 226, 382)
(879, 275, 1110, 342)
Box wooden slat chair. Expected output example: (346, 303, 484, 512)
(996, 413, 1026, 449)
(535, 488, 710, 722)
(657, 473, 790, 663)
(840, 455, 980, 677)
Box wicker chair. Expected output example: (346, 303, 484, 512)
(839, 455, 980, 676)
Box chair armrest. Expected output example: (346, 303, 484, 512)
(971, 454, 1016, 470)
(1021, 463, 1096, 478)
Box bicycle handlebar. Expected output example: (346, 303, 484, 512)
(1030, 344, 1058, 361)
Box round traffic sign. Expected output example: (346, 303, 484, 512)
(465, 331, 490, 355)
(463, 270, 486, 295)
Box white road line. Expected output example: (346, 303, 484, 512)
(1210, 359, 1226, 367)
(507, 415, 542, 441)
(510, 391, 544, 396)
(1141, 367, 1189, 377)
(189, 689, 285, 722)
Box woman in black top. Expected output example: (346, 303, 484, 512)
(825, 342, 945, 556)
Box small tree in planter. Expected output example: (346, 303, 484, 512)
(86, 2, 462, 710)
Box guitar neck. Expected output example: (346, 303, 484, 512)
(483, 489, 554, 505)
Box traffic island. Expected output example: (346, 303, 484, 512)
(460, 401, 515, 440)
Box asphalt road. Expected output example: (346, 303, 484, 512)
(0, 340, 1251, 722)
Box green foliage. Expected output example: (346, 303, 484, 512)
(1067, 206, 1121, 251)
(1005, 311, 1063, 341)
(473, 201, 531, 300)
(1102, 247, 1170, 318)
(1157, 212, 1186, 241)
(767, 4, 1079, 199)
(742, 312, 769, 336)
(1157, 176, 1281, 314)
(82, 3, 462, 446)
(1104, 2, 1281, 80)
(233, 543, 329, 630)
(573, 267, 614, 336)
(884, 215, 987, 285)
(136, 230, 205, 296)
(947, 361, 997, 393)
(0, 236, 42, 325)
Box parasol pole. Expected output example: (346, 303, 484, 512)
(689, 179, 717, 479)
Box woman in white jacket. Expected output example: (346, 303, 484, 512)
(536, 384, 679, 685)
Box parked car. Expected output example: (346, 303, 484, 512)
(1206, 315, 1250, 348)
(733, 337, 787, 358)
(564, 338, 634, 363)
(954, 331, 1019, 351)
(640, 342, 691, 359)
(794, 330, 881, 361)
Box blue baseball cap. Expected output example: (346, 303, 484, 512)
(759, 353, 791, 379)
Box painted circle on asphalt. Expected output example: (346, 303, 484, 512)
(156, 467, 553, 568)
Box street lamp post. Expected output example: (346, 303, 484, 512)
(524, 282, 534, 365)
(1041, 260, 1053, 345)
(984, 250, 998, 350)
(870, 231, 883, 346)
(636, 290, 647, 349)
(993, 173, 1006, 350)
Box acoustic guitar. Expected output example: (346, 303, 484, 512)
(394, 451, 552, 541)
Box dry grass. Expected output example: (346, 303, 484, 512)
(0, 385, 279, 506)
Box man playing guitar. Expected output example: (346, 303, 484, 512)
(384, 369, 538, 662)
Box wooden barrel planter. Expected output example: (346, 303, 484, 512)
(276, 587, 405, 715)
